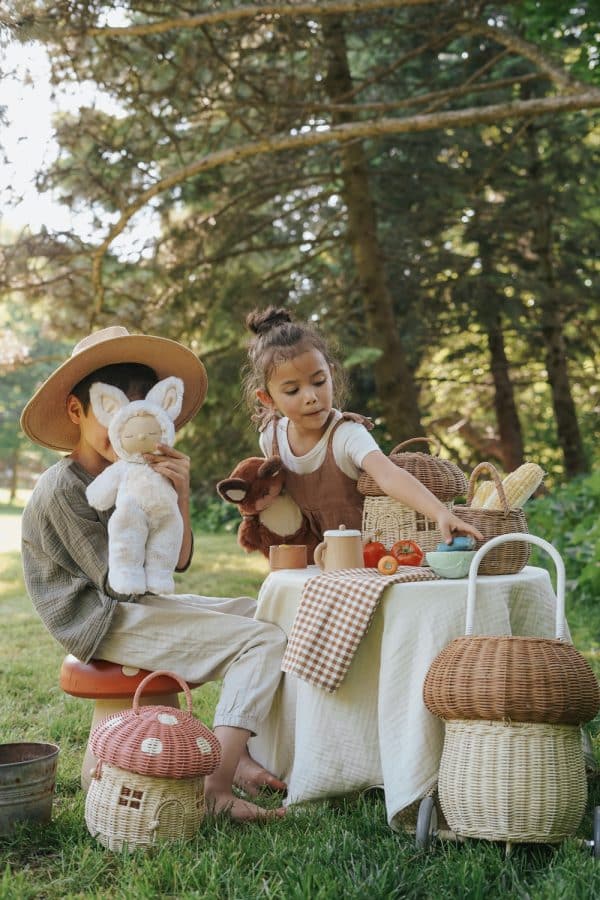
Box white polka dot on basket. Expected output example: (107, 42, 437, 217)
(89, 671, 221, 779)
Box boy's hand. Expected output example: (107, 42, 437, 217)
(436, 508, 484, 545)
(144, 444, 190, 503)
(145, 443, 193, 569)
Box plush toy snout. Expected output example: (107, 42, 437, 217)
(216, 456, 285, 515)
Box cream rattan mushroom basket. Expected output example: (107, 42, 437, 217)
(85, 671, 221, 851)
(423, 534, 600, 846)
(359, 438, 467, 552)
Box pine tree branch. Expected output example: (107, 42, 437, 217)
(90, 87, 600, 320)
(458, 19, 585, 93)
(82, 1, 439, 38)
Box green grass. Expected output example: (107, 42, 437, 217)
(1, 524, 599, 899)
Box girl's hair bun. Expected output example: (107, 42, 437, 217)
(246, 306, 292, 336)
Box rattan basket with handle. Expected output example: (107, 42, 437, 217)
(450, 462, 530, 575)
(357, 437, 467, 501)
(423, 534, 600, 724)
(426, 534, 595, 844)
(89, 670, 221, 778)
(85, 671, 221, 851)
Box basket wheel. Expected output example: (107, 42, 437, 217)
(416, 796, 438, 851)
(594, 806, 600, 860)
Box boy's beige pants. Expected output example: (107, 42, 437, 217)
(95, 593, 286, 735)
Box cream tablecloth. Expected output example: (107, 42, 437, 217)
(248, 564, 561, 829)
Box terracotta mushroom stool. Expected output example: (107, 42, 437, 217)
(60, 655, 197, 791)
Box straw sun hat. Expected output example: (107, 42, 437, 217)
(21, 326, 208, 452)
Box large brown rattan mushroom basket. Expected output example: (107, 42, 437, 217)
(357, 437, 467, 501)
(450, 462, 530, 575)
(423, 534, 600, 845)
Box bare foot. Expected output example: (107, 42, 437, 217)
(205, 789, 286, 822)
(234, 748, 287, 797)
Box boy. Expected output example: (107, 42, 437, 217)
(20, 325, 287, 821)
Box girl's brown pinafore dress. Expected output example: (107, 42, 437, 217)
(271, 412, 372, 543)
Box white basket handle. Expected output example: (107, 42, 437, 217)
(465, 533, 567, 640)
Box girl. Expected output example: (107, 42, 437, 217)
(243, 307, 483, 547)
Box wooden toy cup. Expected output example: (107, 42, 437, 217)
(269, 544, 308, 571)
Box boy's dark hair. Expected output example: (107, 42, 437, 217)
(70, 363, 158, 413)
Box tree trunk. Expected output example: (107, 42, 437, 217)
(540, 294, 588, 475)
(478, 238, 525, 471)
(485, 319, 525, 472)
(526, 134, 589, 476)
(322, 17, 424, 440)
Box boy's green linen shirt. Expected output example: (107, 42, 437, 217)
(21, 458, 126, 662)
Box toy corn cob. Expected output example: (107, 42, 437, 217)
(470, 480, 496, 509)
(483, 463, 545, 510)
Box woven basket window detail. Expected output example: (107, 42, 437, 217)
(118, 786, 143, 810)
(415, 513, 437, 533)
(362, 497, 447, 553)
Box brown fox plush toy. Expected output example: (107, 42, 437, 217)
(216, 456, 318, 562)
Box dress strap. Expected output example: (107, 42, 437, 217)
(339, 411, 374, 431)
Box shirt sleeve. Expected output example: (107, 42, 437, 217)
(21, 466, 122, 662)
(332, 421, 381, 479)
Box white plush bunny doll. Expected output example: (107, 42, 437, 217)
(86, 376, 184, 596)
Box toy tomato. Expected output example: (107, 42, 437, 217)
(363, 540, 387, 568)
(390, 539, 424, 567)
(377, 555, 398, 576)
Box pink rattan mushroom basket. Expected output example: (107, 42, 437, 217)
(85, 670, 221, 851)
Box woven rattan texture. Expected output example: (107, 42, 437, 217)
(90, 704, 221, 778)
(423, 636, 600, 725)
(438, 720, 587, 843)
(85, 763, 204, 851)
(361, 496, 450, 552)
(357, 438, 467, 501)
(450, 507, 529, 574)
(449, 462, 531, 575)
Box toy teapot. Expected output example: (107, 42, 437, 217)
(314, 525, 364, 572)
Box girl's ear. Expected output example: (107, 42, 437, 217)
(256, 388, 274, 409)
(89, 382, 129, 427)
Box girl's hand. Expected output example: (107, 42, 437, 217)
(436, 508, 484, 545)
(144, 444, 191, 505)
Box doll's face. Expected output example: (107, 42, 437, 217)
(119, 412, 163, 454)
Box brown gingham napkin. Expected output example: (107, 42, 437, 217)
(281, 567, 441, 693)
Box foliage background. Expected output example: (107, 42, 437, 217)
(1, 1, 598, 508)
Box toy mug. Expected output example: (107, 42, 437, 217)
(314, 525, 364, 572)
(269, 544, 308, 571)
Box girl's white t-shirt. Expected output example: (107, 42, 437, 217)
(259, 410, 380, 480)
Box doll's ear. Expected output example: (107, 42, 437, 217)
(146, 377, 184, 421)
(89, 382, 129, 427)
(216, 478, 248, 505)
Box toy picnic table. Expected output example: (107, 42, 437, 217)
(249, 564, 561, 830)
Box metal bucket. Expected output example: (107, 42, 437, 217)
(0, 742, 60, 835)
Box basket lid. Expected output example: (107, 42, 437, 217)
(89, 671, 221, 779)
(357, 437, 467, 500)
